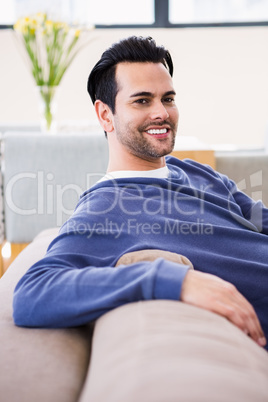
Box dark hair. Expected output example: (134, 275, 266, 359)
(87, 36, 173, 113)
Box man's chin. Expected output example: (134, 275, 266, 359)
(153, 142, 176, 158)
(127, 136, 176, 160)
(146, 147, 174, 159)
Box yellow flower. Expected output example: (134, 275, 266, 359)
(13, 12, 85, 86)
(36, 12, 46, 22)
(54, 21, 69, 33)
(13, 21, 20, 31)
(13, 11, 94, 131)
(44, 20, 54, 34)
(14, 18, 28, 34)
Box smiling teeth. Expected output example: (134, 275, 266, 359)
(147, 129, 167, 134)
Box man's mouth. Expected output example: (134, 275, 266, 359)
(146, 128, 168, 135)
(145, 127, 170, 139)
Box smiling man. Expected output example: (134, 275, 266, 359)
(13, 36, 268, 350)
(96, 61, 178, 167)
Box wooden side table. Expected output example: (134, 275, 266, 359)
(170, 149, 215, 169)
(1, 242, 29, 276)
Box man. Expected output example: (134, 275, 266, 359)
(13, 36, 267, 350)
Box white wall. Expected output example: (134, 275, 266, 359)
(1, 26, 268, 148)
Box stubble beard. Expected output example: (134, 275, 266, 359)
(116, 121, 177, 160)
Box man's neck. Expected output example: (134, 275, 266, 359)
(106, 131, 168, 172)
(107, 153, 166, 173)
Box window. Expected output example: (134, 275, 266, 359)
(84, 0, 154, 25)
(1, 0, 268, 28)
(0, 0, 15, 24)
(169, 0, 268, 25)
(1, 0, 154, 26)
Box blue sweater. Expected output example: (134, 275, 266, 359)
(13, 156, 268, 347)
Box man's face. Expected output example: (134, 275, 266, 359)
(111, 62, 179, 161)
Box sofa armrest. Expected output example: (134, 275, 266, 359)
(0, 228, 93, 402)
(80, 301, 268, 402)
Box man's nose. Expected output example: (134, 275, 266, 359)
(150, 101, 169, 120)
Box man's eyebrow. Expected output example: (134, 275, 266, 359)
(163, 90, 176, 97)
(130, 91, 153, 98)
(130, 90, 176, 98)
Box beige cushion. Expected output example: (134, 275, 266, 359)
(111, 251, 268, 399)
(116, 248, 193, 269)
(80, 301, 268, 402)
(0, 228, 92, 402)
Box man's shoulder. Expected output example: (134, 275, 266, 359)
(165, 155, 227, 186)
(165, 155, 215, 173)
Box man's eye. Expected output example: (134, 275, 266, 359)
(135, 99, 148, 104)
(163, 97, 175, 103)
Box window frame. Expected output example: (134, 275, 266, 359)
(1, 0, 268, 29)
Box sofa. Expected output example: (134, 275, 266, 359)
(0, 132, 268, 401)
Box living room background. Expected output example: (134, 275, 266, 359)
(1, 0, 268, 149)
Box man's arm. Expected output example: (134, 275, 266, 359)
(13, 240, 266, 347)
(117, 249, 266, 348)
(12, 246, 190, 328)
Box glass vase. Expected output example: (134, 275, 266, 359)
(36, 85, 60, 133)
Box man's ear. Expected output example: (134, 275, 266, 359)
(94, 100, 114, 133)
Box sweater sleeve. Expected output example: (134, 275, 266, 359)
(13, 215, 190, 328)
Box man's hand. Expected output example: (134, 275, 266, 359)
(181, 270, 267, 348)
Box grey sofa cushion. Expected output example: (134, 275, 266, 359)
(3, 132, 108, 242)
(0, 228, 92, 402)
(216, 150, 268, 207)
